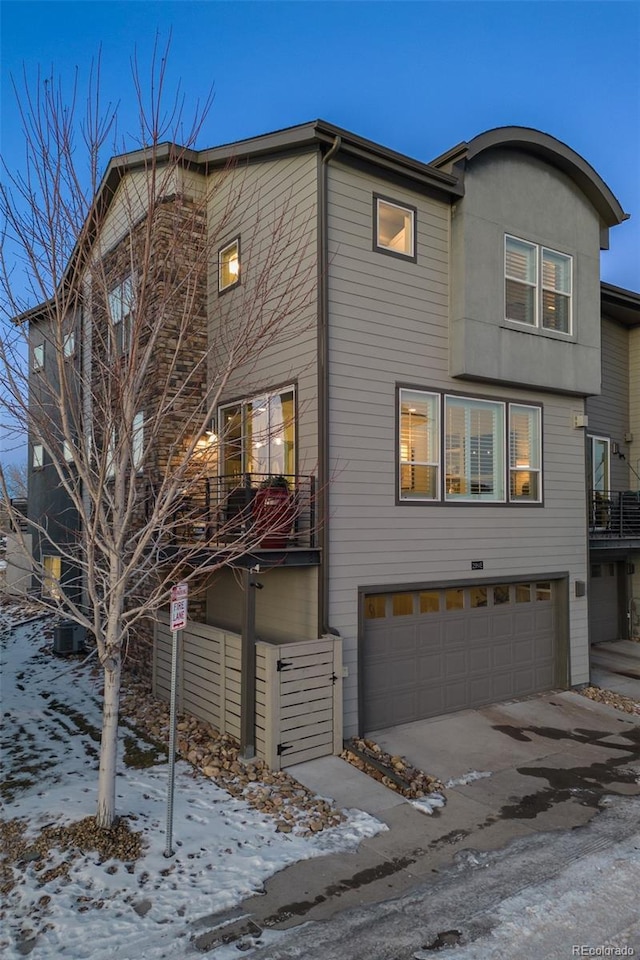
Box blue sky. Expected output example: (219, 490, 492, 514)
(1, 0, 639, 286)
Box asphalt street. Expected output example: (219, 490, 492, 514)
(243, 795, 640, 960)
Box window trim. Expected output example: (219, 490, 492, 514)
(32, 443, 44, 470)
(218, 384, 297, 478)
(218, 237, 241, 294)
(107, 274, 135, 359)
(33, 342, 45, 372)
(444, 394, 506, 503)
(396, 385, 543, 506)
(132, 411, 144, 472)
(505, 234, 573, 336)
(42, 554, 62, 601)
(63, 330, 75, 359)
(373, 194, 417, 263)
(398, 389, 441, 501)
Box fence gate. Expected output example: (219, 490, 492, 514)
(257, 636, 343, 770)
(153, 616, 343, 772)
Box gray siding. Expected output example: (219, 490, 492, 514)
(325, 160, 589, 737)
(586, 317, 631, 490)
(207, 151, 319, 475)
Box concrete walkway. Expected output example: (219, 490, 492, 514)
(191, 687, 640, 952)
(591, 639, 640, 687)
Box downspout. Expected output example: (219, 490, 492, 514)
(318, 135, 341, 637)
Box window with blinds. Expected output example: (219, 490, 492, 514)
(509, 404, 541, 501)
(399, 389, 439, 500)
(505, 235, 572, 334)
(398, 389, 542, 504)
(445, 396, 505, 501)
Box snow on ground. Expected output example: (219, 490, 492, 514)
(409, 793, 446, 815)
(445, 771, 492, 788)
(0, 603, 382, 960)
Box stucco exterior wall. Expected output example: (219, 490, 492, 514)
(449, 150, 602, 395)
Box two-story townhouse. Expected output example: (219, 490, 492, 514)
(587, 283, 640, 644)
(26, 121, 629, 761)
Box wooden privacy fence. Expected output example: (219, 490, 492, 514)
(153, 615, 342, 769)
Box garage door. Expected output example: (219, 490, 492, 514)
(589, 562, 620, 643)
(362, 581, 559, 732)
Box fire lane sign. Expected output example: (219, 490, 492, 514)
(170, 581, 188, 631)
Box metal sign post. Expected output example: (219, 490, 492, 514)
(164, 581, 188, 858)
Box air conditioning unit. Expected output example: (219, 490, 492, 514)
(53, 621, 87, 656)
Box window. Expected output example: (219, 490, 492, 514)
(107, 275, 135, 357)
(364, 596, 386, 619)
(106, 429, 116, 479)
(398, 389, 542, 504)
(419, 591, 440, 613)
(63, 440, 74, 463)
(63, 331, 75, 358)
(32, 444, 44, 469)
(505, 236, 572, 334)
(219, 238, 240, 292)
(399, 390, 440, 500)
(446, 396, 505, 501)
(589, 435, 611, 529)
(374, 196, 416, 260)
(220, 387, 295, 478)
(509, 405, 541, 501)
(132, 412, 144, 471)
(493, 585, 510, 605)
(43, 555, 62, 601)
(33, 343, 45, 372)
(392, 593, 414, 616)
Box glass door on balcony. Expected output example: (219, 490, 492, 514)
(219, 387, 296, 479)
(590, 436, 611, 530)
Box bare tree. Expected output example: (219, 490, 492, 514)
(0, 461, 28, 501)
(0, 45, 315, 828)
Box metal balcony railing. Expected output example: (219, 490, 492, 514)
(589, 490, 640, 538)
(150, 473, 317, 550)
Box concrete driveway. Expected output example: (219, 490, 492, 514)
(193, 686, 640, 950)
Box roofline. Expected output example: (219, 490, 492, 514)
(196, 120, 462, 197)
(432, 126, 628, 229)
(601, 281, 640, 328)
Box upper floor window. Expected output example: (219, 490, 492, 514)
(219, 238, 240, 292)
(505, 236, 572, 334)
(33, 342, 45, 372)
(63, 331, 75, 359)
(374, 195, 416, 261)
(398, 388, 542, 504)
(132, 411, 144, 471)
(107, 275, 135, 357)
(32, 443, 44, 470)
(220, 387, 295, 478)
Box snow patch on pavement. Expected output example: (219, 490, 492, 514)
(445, 771, 493, 788)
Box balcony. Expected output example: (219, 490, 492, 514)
(150, 473, 320, 568)
(589, 490, 640, 544)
